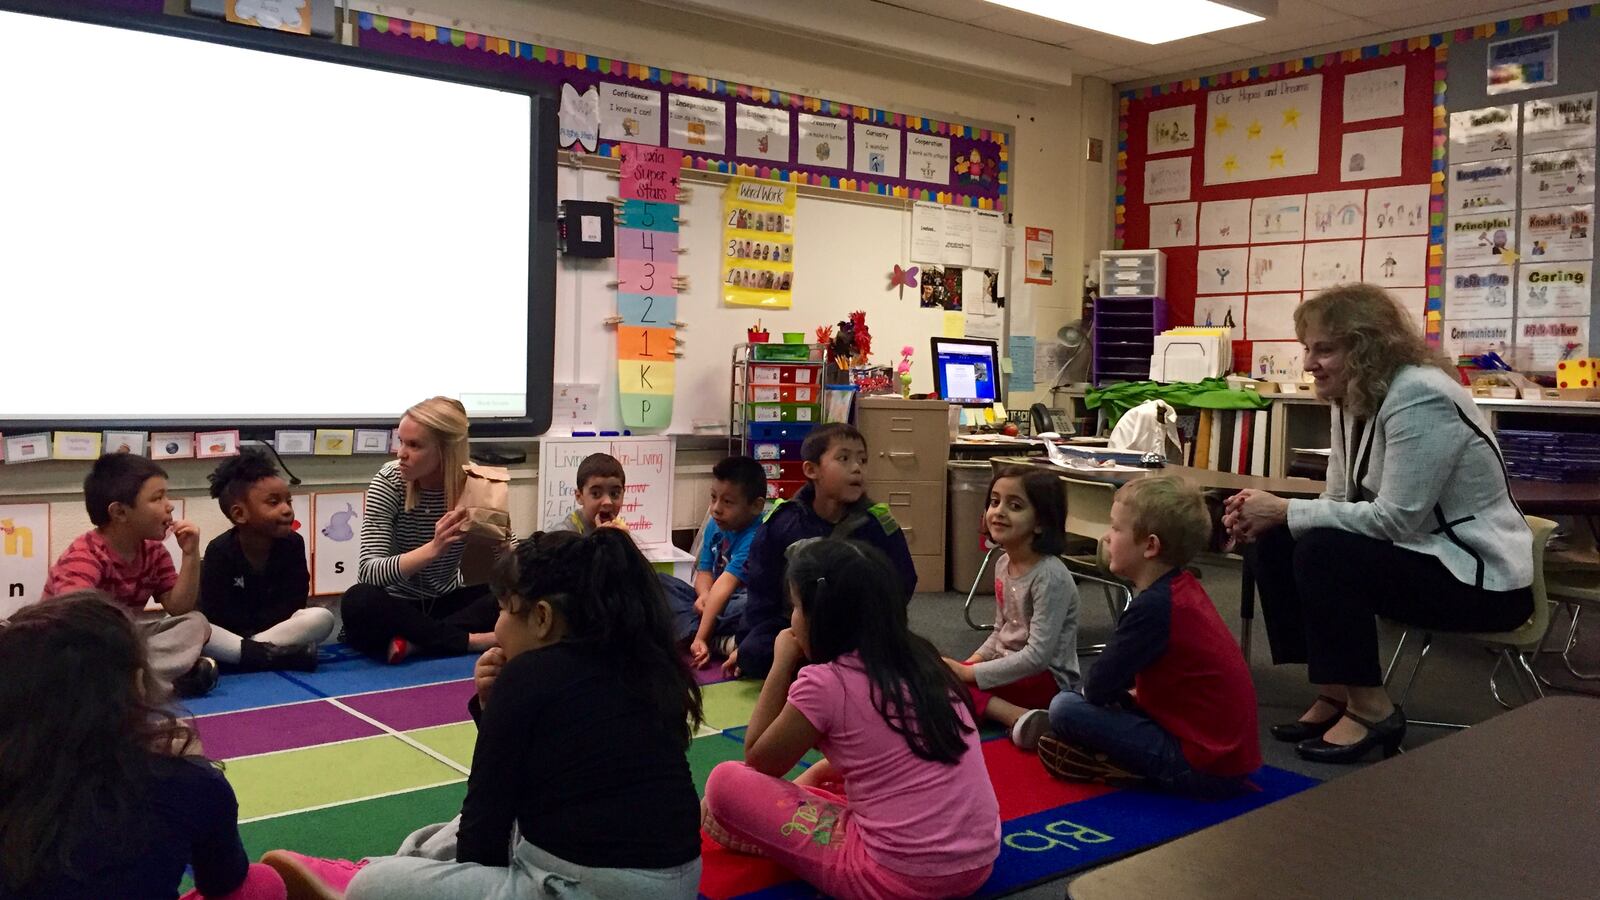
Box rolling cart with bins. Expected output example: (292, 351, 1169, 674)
(730, 342, 827, 501)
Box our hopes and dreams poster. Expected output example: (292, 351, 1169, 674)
(1205, 75, 1322, 185)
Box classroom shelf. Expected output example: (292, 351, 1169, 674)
(730, 343, 827, 462)
(1090, 294, 1167, 387)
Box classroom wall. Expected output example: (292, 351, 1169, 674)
(2, 0, 1114, 561)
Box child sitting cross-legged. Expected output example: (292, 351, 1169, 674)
(1038, 475, 1261, 798)
(0, 591, 286, 900)
(671, 456, 768, 668)
(261, 528, 704, 899)
(199, 449, 335, 673)
(943, 467, 1081, 751)
(702, 538, 1000, 900)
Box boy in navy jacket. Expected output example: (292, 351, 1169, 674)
(728, 423, 916, 679)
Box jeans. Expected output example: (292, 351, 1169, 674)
(662, 575, 746, 644)
(1048, 692, 1246, 799)
(339, 583, 497, 660)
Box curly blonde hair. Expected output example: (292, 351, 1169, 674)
(1294, 284, 1452, 418)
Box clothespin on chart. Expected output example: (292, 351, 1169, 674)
(669, 319, 688, 328)
(602, 315, 624, 326)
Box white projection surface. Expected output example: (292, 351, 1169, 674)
(1, 10, 533, 421)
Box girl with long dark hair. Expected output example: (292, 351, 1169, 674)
(264, 529, 704, 899)
(702, 539, 1000, 900)
(0, 591, 284, 899)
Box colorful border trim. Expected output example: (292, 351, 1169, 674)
(1115, 3, 1596, 347)
(355, 13, 1009, 210)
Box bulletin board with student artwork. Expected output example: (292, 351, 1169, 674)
(1119, 45, 1437, 373)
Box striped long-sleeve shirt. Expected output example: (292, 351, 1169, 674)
(358, 461, 465, 601)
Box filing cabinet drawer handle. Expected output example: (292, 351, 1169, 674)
(885, 451, 916, 459)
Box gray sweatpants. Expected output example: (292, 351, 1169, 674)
(346, 817, 699, 900)
(135, 609, 209, 687)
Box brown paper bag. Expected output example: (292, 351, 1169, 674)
(456, 464, 511, 585)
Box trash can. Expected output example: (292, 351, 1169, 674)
(948, 462, 995, 598)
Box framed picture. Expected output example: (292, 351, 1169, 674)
(275, 430, 314, 455)
(149, 432, 195, 460)
(354, 429, 390, 454)
(195, 430, 241, 459)
(389, 428, 402, 453)
(3, 432, 52, 464)
(314, 429, 355, 456)
(103, 431, 147, 455)
(52, 432, 103, 461)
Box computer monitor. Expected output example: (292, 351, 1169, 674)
(930, 337, 1002, 408)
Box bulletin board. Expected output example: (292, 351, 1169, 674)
(1118, 45, 1438, 373)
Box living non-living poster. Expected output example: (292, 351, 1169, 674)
(311, 492, 363, 596)
(1523, 204, 1593, 262)
(0, 503, 48, 617)
(1148, 201, 1197, 248)
(1198, 199, 1250, 245)
(1519, 261, 1591, 318)
(1446, 267, 1515, 319)
(722, 177, 796, 309)
(1250, 194, 1306, 243)
(1449, 106, 1518, 163)
(1305, 190, 1365, 240)
(618, 144, 685, 430)
(538, 436, 675, 546)
(1204, 74, 1322, 185)
(1361, 236, 1427, 286)
(1365, 184, 1429, 237)
(1522, 92, 1597, 154)
(1522, 149, 1595, 209)
(1448, 159, 1518, 215)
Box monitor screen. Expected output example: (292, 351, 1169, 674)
(0, 5, 553, 431)
(931, 338, 1001, 407)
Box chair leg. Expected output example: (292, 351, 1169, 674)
(1488, 652, 1519, 710)
(1393, 632, 1432, 708)
(1383, 630, 1411, 686)
(962, 547, 999, 632)
(1562, 605, 1600, 681)
(1517, 650, 1546, 701)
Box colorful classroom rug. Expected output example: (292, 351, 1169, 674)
(192, 645, 1317, 897)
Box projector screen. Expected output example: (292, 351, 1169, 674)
(0, 6, 552, 428)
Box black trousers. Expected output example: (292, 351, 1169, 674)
(1248, 526, 1533, 687)
(340, 582, 497, 660)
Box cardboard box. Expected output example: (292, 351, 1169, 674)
(1556, 358, 1599, 389)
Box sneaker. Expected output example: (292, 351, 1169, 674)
(172, 657, 219, 698)
(261, 850, 368, 900)
(1010, 708, 1052, 751)
(1037, 734, 1146, 789)
(386, 637, 410, 665)
(266, 643, 320, 673)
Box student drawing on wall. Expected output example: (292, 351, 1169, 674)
(1348, 152, 1366, 174)
(1380, 252, 1398, 280)
(1216, 266, 1232, 287)
(1173, 215, 1185, 239)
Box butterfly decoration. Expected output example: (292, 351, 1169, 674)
(888, 264, 919, 299)
(557, 83, 599, 153)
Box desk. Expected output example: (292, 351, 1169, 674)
(1067, 695, 1600, 900)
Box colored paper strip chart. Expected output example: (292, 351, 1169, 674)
(617, 143, 684, 430)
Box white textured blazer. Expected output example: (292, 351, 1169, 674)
(1287, 364, 1533, 592)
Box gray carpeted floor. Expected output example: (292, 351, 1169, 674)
(909, 558, 1600, 899)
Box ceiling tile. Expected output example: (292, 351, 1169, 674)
(1097, 65, 1157, 82)
(1233, 20, 1387, 53)
(872, 0, 997, 22)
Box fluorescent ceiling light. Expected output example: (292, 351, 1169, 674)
(982, 0, 1266, 44)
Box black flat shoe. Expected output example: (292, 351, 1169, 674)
(1296, 707, 1406, 764)
(1270, 694, 1347, 743)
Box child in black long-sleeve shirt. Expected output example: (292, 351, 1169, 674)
(263, 529, 705, 899)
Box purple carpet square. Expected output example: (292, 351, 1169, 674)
(196, 701, 380, 760)
(340, 679, 476, 731)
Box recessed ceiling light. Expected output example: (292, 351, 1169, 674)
(981, 0, 1269, 44)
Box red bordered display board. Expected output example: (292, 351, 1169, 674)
(1119, 49, 1437, 372)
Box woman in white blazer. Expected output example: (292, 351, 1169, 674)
(1224, 284, 1533, 764)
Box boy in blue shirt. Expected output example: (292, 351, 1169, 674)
(673, 456, 768, 668)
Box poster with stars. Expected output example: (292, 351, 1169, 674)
(1204, 75, 1323, 185)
